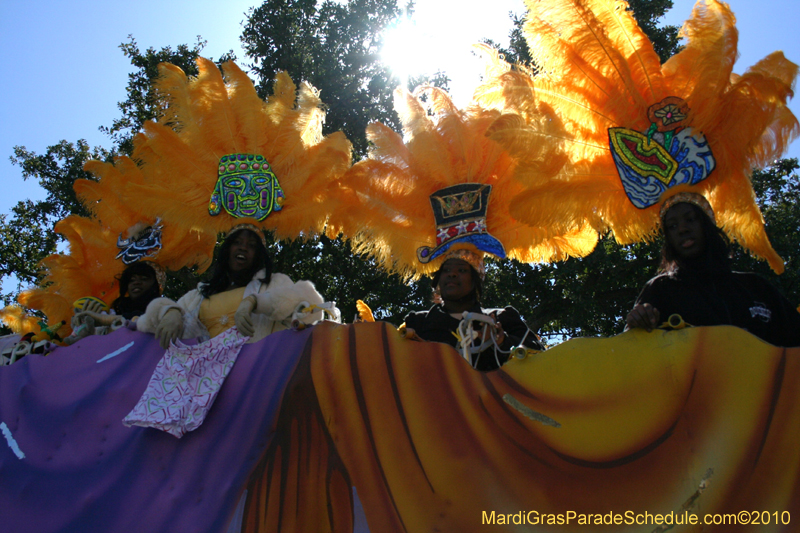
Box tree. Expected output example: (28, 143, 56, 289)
(242, 0, 448, 157)
(100, 36, 222, 155)
(3, 1, 797, 347)
(1, 140, 107, 304)
(731, 159, 800, 305)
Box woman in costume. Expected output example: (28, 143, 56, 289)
(138, 225, 325, 348)
(75, 261, 163, 325)
(404, 249, 543, 371)
(625, 194, 800, 347)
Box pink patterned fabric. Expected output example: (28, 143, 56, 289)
(123, 327, 247, 437)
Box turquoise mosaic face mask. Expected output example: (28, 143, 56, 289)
(209, 154, 284, 220)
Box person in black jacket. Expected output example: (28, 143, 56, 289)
(626, 194, 800, 347)
(404, 250, 544, 371)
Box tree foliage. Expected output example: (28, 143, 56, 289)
(242, 0, 448, 157)
(99, 36, 219, 155)
(1, 140, 107, 303)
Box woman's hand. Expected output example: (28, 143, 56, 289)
(75, 310, 115, 327)
(156, 308, 184, 348)
(480, 313, 506, 346)
(235, 295, 257, 337)
(494, 321, 506, 346)
(81, 299, 106, 314)
(625, 303, 660, 331)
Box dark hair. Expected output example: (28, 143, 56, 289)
(201, 229, 272, 298)
(431, 260, 483, 305)
(659, 203, 731, 274)
(112, 262, 161, 319)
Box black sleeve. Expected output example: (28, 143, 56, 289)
(403, 310, 423, 330)
(752, 275, 800, 347)
(635, 276, 665, 309)
(403, 308, 459, 347)
(495, 306, 545, 352)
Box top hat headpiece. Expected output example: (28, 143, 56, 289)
(416, 183, 506, 265)
(474, 0, 798, 273)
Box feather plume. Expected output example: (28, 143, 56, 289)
(475, 0, 797, 273)
(355, 300, 375, 322)
(327, 87, 595, 280)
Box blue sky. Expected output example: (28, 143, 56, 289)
(1, 0, 798, 216)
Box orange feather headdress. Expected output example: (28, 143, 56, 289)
(475, 0, 798, 273)
(327, 86, 598, 280)
(90, 58, 352, 250)
(1, 59, 352, 337)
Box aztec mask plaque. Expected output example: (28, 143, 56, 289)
(209, 154, 285, 220)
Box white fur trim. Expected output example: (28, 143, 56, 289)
(136, 297, 178, 333)
(254, 278, 324, 322)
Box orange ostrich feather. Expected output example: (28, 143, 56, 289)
(121, 58, 352, 243)
(475, 0, 798, 273)
(327, 86, 597, 280)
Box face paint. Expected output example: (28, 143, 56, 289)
(209, 154, 284, 221)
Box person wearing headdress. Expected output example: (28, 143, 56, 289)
(625, 193, 800, 347)
(400, 184, 545, 372)
(326, 86, 591, 371)
(74, 261, 163, 324)
(137, 224, 325, 348)
(469, 1, 800, 347)
(64, 221, 169, 344)
(403, 249, 544, 372)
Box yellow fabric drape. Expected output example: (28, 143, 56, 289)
(244, 322, 800, 532)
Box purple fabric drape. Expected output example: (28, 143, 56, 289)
(0, 326, 311, 533)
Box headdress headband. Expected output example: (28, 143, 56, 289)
(116, 220, 167, 291)
(660, 192, 716, 226)
(226, 223, 268, 247)
(439, 249, 486, 280)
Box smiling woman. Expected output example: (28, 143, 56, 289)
(626, 194, 800, 347)
(137, 225, 326, 348)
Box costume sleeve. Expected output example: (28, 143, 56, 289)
(755, 276, 800, 347)
(135, 289, 208, 339)
(403, 311, 424, 332)
(495, 307, 544, 351)
(633, 276, 673, 317)
(253, 273, 325, 325)
(135, 297, 179, 334)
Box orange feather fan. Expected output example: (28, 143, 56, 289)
(120, 58, 352, 244)
(1, 59, 351, 336)
(475, 0, 798, 273)
(327, 86, 598, 280)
